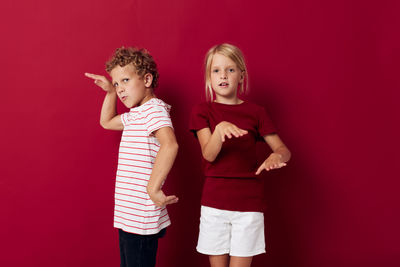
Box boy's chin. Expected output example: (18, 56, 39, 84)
(122, 101, 138, 109)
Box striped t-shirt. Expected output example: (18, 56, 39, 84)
(114, 98, 173, 235)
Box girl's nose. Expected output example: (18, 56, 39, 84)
(221, 71, 227, 79)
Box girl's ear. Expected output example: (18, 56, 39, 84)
(144, 73, 154, 88)
(240, 71, 245, 83)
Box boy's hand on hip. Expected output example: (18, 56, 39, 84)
(84, 73, 114, 92)
(148, 188, 179, 207)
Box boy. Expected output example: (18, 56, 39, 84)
(85, 47, 179, 267)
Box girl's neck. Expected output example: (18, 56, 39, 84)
(214, 96, 243, 105)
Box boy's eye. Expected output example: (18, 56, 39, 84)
(229, 68, 235, 72)
(123, 78, 129, 82)
(113, 82, 118, 87)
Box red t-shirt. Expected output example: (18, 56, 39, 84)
(189, 101, 276, 211)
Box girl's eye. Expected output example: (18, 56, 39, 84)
(212, 69, 219, 73)
(229, 68, 235, 72)
(113, 83, 118, 87)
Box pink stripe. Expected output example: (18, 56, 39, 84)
(116, 195, 150, 202)
(134, 110, 162, 121)
(116, 189, 147, 196)
(115, 198, 160, 209)
(117, 181, 146, 189)
(114, 218, 170, 231)
(117, 174, 148, 183)
(117, 169, 151, 176)
(119, 157, 153, 164)
(115, 201, 155, 208)
(114, 215, 162, 224)
(119, 151, 156, 159)
(120, 146, 158, 153)
(127, 116, 168, 126)
(148, 124, 172, 133)
(120, 141, 160, 147)
(116, 185, 147, 194)
(115, 208, 160, 218)
(124, 129, 147, 132)
(147, 120, 171, 129)
(143, 116, 169, 126)
(118, 163, 152, 170)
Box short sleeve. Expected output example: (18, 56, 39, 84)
(120, 112, 130, 127)
(258, 107, 277, 137)
(144, 105, 173, 136)
(189, 103, 210, 137)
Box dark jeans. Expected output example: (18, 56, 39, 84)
(119, 228, 166, 267)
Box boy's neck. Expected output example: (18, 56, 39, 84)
(139, 92, 156, 106)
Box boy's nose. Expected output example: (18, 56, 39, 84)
(117, 86, 125, 94)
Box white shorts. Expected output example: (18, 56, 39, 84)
(196, 206, 266, 257)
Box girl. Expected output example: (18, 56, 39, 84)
(189, 43, 291, 267)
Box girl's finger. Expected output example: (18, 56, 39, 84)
(255, 164, 265, 175)
(230, 128, 240, 137)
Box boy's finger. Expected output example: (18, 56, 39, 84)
(85, 73, 104, 81)
(165, 195, 179, 205)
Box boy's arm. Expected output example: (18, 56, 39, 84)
(146, 127, 179, 207)
(197, 121, 248, 162)
(255, 134, 291, 174)
(100, 91, 123, 130)
(85, 72, 123, 130)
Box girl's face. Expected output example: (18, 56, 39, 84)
(210, 53, 243, 102)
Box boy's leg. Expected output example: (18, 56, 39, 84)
(119, 229, 166, 267)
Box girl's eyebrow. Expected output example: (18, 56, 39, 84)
(212, 65, 236, 68)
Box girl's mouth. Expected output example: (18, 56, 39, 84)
(219, 82, 229, 87)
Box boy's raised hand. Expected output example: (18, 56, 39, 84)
(84, 73, 114, 92)
(255, 152, 287, 175)
(215, 121, 248, 142)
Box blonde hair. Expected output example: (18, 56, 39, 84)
(204, 43, 248, 101)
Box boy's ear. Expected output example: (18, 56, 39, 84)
(144, 73, 153, 88)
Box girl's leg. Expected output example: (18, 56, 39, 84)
(229, 256, 253, 267)
(209, 254, 229, 267)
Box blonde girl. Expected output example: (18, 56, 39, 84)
(189, 43, 291, 267)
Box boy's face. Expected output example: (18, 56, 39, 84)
(110, 64, 153, 108)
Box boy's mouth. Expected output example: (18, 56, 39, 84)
(120, 96, 127, 101)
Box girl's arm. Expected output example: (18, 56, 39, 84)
(255, 134, 291, 175)
(147, 127, 179, 207)
(197, 121, 248, 162)
(85, 72, 123, 130)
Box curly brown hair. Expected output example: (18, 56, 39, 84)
(105, 47, 159, 88)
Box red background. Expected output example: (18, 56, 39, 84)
(1, 0, 399, 266)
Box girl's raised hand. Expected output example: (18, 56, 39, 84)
(215, 121, 248, 142)
(84, 73, 114, 92)
(255, 152, 287, 175)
